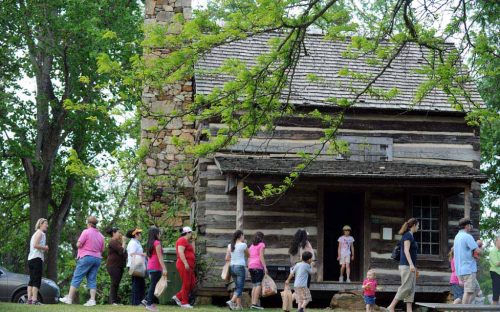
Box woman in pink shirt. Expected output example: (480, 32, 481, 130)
(248, 231, 267, 310)
(60, 216, 104, 306)
(145, 226, 167, 312)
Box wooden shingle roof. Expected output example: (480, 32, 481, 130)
(195, 33, 483, 113)
(214, 157, 487, 182)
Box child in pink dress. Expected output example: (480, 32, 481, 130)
(362, 269, 378, 312)
(449, 248, 463, 304)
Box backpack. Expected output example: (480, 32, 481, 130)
(391, 239, 401, 262)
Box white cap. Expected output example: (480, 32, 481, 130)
(181, 226, 193, 234)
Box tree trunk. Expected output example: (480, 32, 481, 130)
(46, 177, 75, 281)
(28, 172, 52, 237)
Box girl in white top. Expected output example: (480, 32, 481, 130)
(27, 218, 49, 305)
(225, 230, 249, 310)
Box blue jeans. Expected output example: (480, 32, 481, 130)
(230, 265, 246, 297)
(70, 256, 101, 289)
(146, 270, 161, 305)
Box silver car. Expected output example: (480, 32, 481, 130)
(0, 266, 60, 304)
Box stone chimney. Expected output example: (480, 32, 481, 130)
(141, 0, 194, 224)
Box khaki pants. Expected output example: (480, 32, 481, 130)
(395, 265, 416, 303)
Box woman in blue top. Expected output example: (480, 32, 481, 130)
(225, 230, 249, 311)
(387, 218, 419, 312)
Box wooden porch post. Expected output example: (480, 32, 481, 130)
(363, 191, 371, 276)
(316, 189, 324, 282)
(464, 184, 471, 219)
(236, 180, 244, 230)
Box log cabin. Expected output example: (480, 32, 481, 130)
(142, 0, 487, 302)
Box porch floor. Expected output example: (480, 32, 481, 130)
(199, 281, 449, 295)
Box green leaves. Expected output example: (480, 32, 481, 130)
(65, 149, 98, 178)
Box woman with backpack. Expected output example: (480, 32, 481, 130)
(387, 218, 419, 312)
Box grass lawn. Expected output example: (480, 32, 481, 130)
(0, 303, 346, 311)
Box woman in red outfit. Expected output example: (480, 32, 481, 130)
(172, 226, 196, 308)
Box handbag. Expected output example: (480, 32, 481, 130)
(391, 239, 401, 262)
(221, 261, 231, 281)
(129, 255, 146, 277)
(261, 274, 277, 297)
(280, 285, 293, 311)
(154, 276, 168, 298)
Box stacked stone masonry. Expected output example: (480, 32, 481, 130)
(141, 0, 194, 222)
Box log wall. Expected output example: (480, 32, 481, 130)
(205, 113, 480, 168)
(193, 112, 480, 290)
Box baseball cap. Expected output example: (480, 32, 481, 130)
(181, 226, 193, 234)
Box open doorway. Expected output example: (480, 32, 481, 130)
(323, 192, 364, 282)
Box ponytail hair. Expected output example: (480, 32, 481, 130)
(231, 230, 243, 252)
(398, 218, 418, 235)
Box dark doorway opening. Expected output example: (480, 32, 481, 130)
(324, 192, 364, 282)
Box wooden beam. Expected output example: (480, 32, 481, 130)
(363, 191, 371, 276)
(464, 184, 471, 218)
(236, 180, 244, 230)
(316, 189, 325, 282)
(225, 174, 237, 193)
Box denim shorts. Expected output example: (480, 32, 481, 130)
(451, 284, 464, 300)
(364, 295, 376, 305)
(249, 269, 264, 286)
(230, 265, 246, 297)
(71, 256, 101, 289)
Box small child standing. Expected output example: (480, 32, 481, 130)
(449, 247, 463, 304)
(337, 225, 355, 282)
(362, 269, 378, 312)
(285, 251, 313, 312)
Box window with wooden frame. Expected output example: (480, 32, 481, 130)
(412, 195, 441, 255)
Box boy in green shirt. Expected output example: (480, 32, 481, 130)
(491, 236, 500, 305)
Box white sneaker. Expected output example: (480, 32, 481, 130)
(181, 304, 193, 309)
(59, 296, 72, 304)
(146, 304, 158, 311)
(346, 278, 351, 283)
(172, 295, 182, 306)
(83, 299, 96, 306)
(226, 300, 235, 310)
(338, 276, 343, 282)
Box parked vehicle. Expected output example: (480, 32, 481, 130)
(0, 266, 59, 304)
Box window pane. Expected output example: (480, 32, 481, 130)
(431, 207, 440, 218)
(415, 232, 422, 242)
(431, 232, 440, 243)
(422, 208, 430, 218)
(431, 220, 439, 230)
(422, 232, 430, 242)
(431, 244, 439, 255)
(422, 219, 430, 230)
(422, 244, 431, 254)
